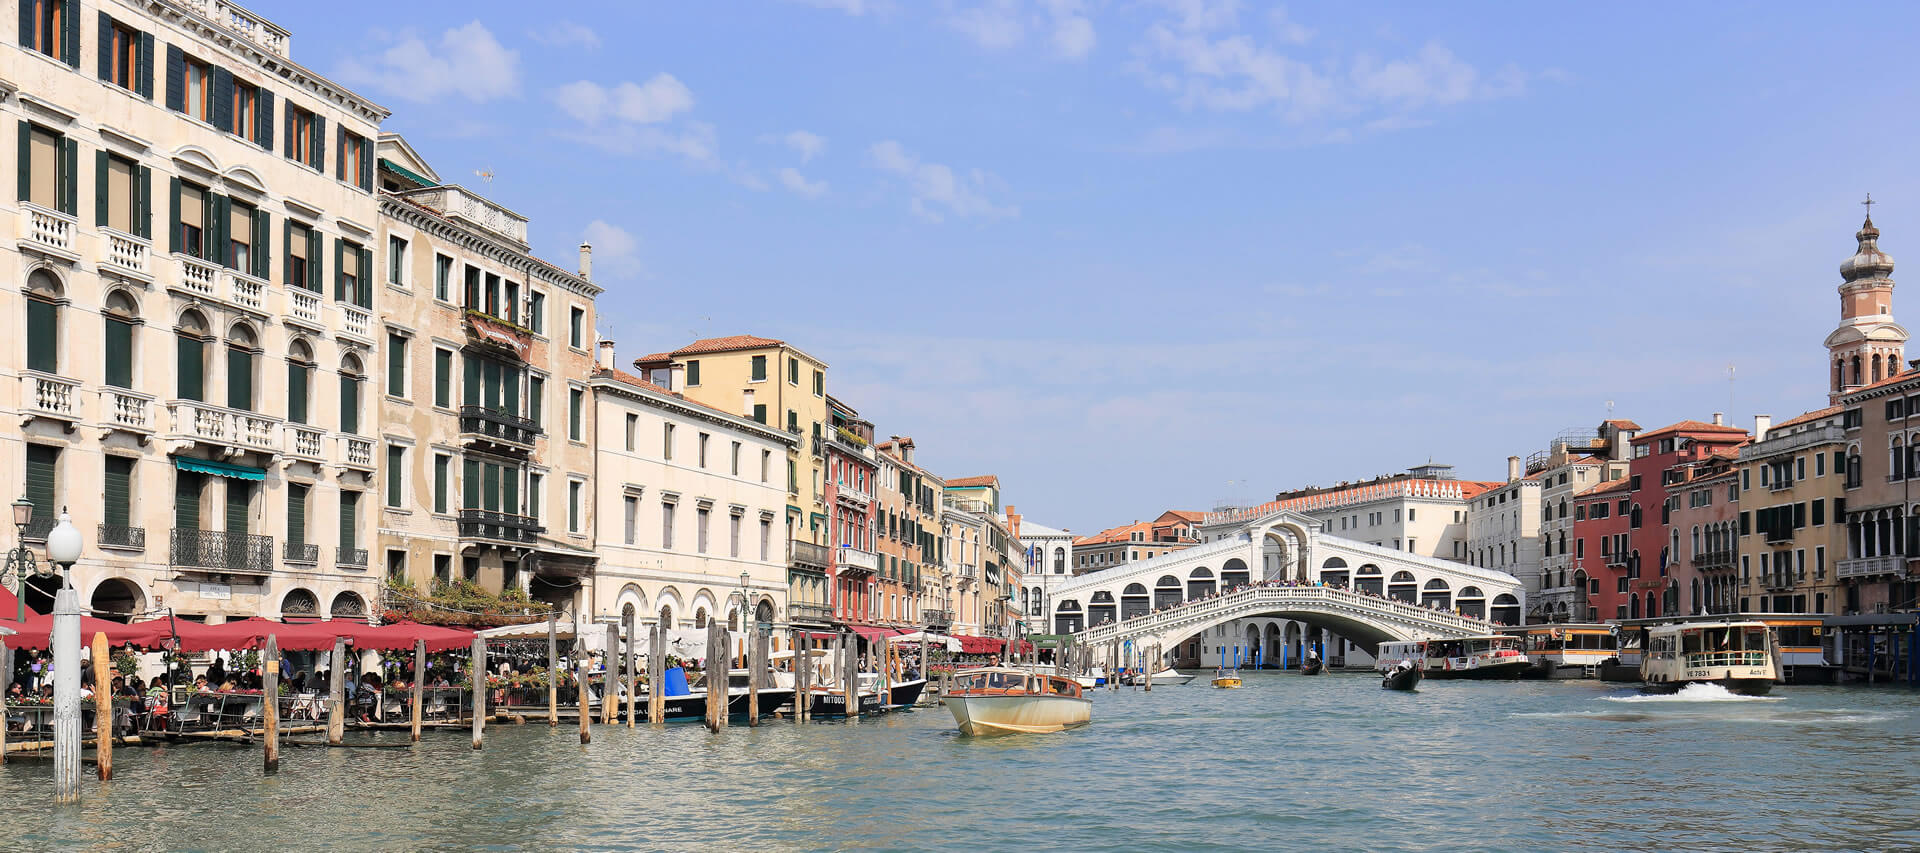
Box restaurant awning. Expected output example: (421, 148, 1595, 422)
(849, 625, 905, 642)
(174, 457, 266, 481)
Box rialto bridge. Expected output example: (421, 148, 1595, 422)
(1051, 510, 1525, 660)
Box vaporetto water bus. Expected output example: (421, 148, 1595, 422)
(1638, 619, 1780, 695)
(1377, 635, 1532, 679)
(1502, 624, 1619, 679)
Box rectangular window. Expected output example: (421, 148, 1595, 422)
(463, 265, 480, 309)
(751, 355, 768, 381)
(789, 357, 799, 385)
(433, 253, 452, 301)
(288, 105, 317, 169)
(231, 80, 257, 141)
(103, 20, 139, 90)
(224, 199, 254, 272)
(102, 455, 133, 531)
(528, 290, 545, 334)
(698, 433, 709, 468)
(433, 348, 452, 408)
(661, 423, 677, 458)
(697, 507, 710, 553)
(762, 450, 771, 482)
(385, 444, 405, 508)
(527, 473, 542, 523)
(753, 404, 767, 424)
(622, 413, 638, 452)
(686, 359, 701, 386)
(22, 125, 68, 214)
(528, 376, 544, 426)
(184, 57, 211, 122)
(389, 235, 408, 285)
(731, 441, 741, 476)
(623, 496, 637, 545)
(102, 152, 138, 234)
(25, 0, 72, 62)
(567, 481, 583, 533)
(433, 452, 450, 514)
(760, 518, 771, 561)
(339, 491, 359, 553)
(285, 483, 308, 549)
(661, 502, 675, 549)
(287, 221, 313, 290)
(387, 333, 407, 396)
(814, 369, 824, 396)
(343, 131, 371, 190)
(730, 513, 742, 558)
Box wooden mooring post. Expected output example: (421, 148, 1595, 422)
(842, 634, 858, 720)
(546, 617, 559, 727)
(262, 635, 280, 774)
(1143, 644, 1154, 693)
(327, 638, 347, 745)
(91, 632, 113, 781)
(746, 625, 763, 726)
(470, 636, 486, 750)
(705, 620, 728, 732)
(794, 633, 810, 723)
(603, 623, 619, 726)
(409, 639, 425, 743)
(649, 623, 665, 726)
(577, 653, 592, 744)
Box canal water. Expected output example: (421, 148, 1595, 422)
(3, 674, 1917, 851)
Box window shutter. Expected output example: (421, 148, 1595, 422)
(252, 208, 270, 280)
(286, 361, 307, 424)
(26, 298, 57, 372)
(463, 459, 479, 509)
(59, 137, 77, 215)
(224, 482, 249, 534)
(340, 374, 359, 434)
(388, 336, 405, 396)
(175, 472, 201, 531)
(306, 227, 321, 292)
(168, 175, 181, 253)
(61, 0, 78, 66)
(103, 456, 133, 529)
(104, 317, 133, 387)
(165, 44, 185, 112)
(210, 67, 234, 133)
(359, 246, 373, 306)
(177, 335, 203, 400)
(434, 350, 450, 407)
(359, 137, 372, 189)
(24, 445, 58, 525)
(339, 493, 357, 551)
(283, 104, 295, 159)
(433, 456, 448, 514)
(311, 114, 325, 170)
(94, 149, 108, 226)
(386, 446, 402, 506)
(17, 1, 30, 49)
(287, 486, 306, 546)
(207, 192, 228, 267)
(226, 347, 251, 410)
(136, 32, 154, 99)
(282, 217, 292, 284)
(335, 124, 345, 181)
(463, 355, 480, 406)
(15, 120, 28, 201)
(257, 89, 274, 149)
(333, 237, 345, 300)
(97, 13, 112, 82)
(135, 164, 151, 238)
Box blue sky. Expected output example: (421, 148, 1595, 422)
(274, 1, 1920, 533)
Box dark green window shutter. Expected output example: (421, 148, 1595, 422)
(359, 137, 372, 189)
(210, 67, 233, 134)
(311, 114, 325, 170)
(306, 227, 322, 292)
(387, 333, 405, 396)
(136, 32, 153, 99)
(339, 375, 359, 434)
(333, 237, 345, 300)
(462, 355, 480, 406)
(568, 389, 582, 440)
(164, 44, 184, 112)
(433, 455, 448, 514)
(59, 136, 76, 215)
(103, 456, 133, 529)
(433, 349, 450, 407)
(502, 467, 518, 516)
(24, 444, 58, 526)
(174, 472, 201, 531)
(134, 164, 151, 238)
(502, 365, 519, 417)
(281, 217, 292, 285)
(17, 1, 31, 50)
(753, 404, 766, 424)
(176, 335, 203, 400)
(482, 464, 499, 512)
(60, 0, 78, 66)
(224, 481, 250, 534)
(26, 298, 56, 373)
(751, 354, 766, 381)
(94, 149, 108, 226)
(251, 208, 270, 280)
(687, 360, 699, 385)
(462, 459, 479, 510)
(96, 12, 111, 82)
(334, 124, 345, 181)
(16, 120, 29, 202)
(529, 377, 543, 424)
(104, 316, 133, 388)
(287, 361, 308, 424)
(386, 444, 403, 506)
(226, 347, 252, 410)
(286, 485, 307, 546)
(339, 492, 357, 551)
(167, 176, 181, 253)
(359, 246, 373, 306)
(257, 89, 274, 150)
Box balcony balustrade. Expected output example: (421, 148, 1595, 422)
(286, 425, 324, 460)
(97, 524, 145, 550)
(170, 527, 273, 575)
(287, 288, 322, 324)
(23, 203, 74, 253)
(1836, 555, 1906, 580)
(457, 509, 542, 545)
(101, 389, 153, 432)
(922, 608, 954, 627)
(181, 0, 291, 56)
(836, 546, 879, 576)
(104, 230, 149, 275)
(21, 373, 80, 420)
(340, 305, 372, 340)
(283, 541, 319, 563)
(789, 539, 831, 570)
(459, 405, 540, 449)
(787, 602, 834, 624)
(177, 255, 217, 297)
(836, 483, 873, 506)
(227, 272, 266, 311)
(340, 436, 374, 470)
(336, 547, 369, 568)
(168, 401, 281, 453)
(959, 564, 979, 580)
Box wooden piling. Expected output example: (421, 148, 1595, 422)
(746, 625, 761, 726)
(648, 622, 665, 726)
(705, 620, 728, 732)
(546, 617, 558, 727)
(1143, 644, 1154, 692)
(843, 634, 858, 719)
(470, 636, 486, 750)
(327, 638, 346, 746)
(409, 639, 425, 743)
(625, 610, 637, 729)
(603, 622, 619, 726)
(262, 635, 280, 774)
(577, 655, 592, 744)
(794, 633, 810, 723)
(91, 632, 113, 781)
(879, 635, 891, 710)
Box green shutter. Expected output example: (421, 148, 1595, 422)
(252, 207, 270, 280)
(386, 445, 403, 506)
(333, 237, 345, 300)
(568, 389, 582, 440)
(502, 365, 519, 417)
(176, 335, 203, 400)
(287, 485, 307, 546)
(339, 492, 357, 551)
(287, 361, 308, 424)
(174, 472, 201, 531)
(17, 120, 30, 202)
(462, 355, 480, 406)
(104, 316, 133, 387)
(306, 227, 322, 292)
(339, 374, 359, 434)
(482, 464, 499, 512)
(94, 149, 108, 226)
(282, 218, 292, 285)
(462, 459, 479, 510)
(503, 468, 518, 516)
(433, 455, 448, 514)
(753, 404, 766, 424)
(136, 32, 154, 99)
(24, 444, 58, 526)
(207, 193, 228, 267)
(168, 176, 181, 253)
(224, 481, 250, 534)
(687, 360, 700, 386)
(59, 137, 76, 215)
(387, 334, 405, 396)
(103, 456, 133, 529)
(359, 247, 373, 307)
(60, 0, 78, 67)
(434, 349, 451, 407)
(226, 347, 251, 410)
(26, 298, 56, 373)
(135, 164, 150, 238)
(529, 377, 543, 425)
(97, 13, 112, 81)
(483, 361, 500, 411)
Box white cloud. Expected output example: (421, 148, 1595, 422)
(582, 220, 641, 276)
(337, 21, 519, 103)
(565, 121, 719, 163)
(1153, 0, 1243, 32)
(553, 74, 696, 125)
(1045, 0, 1096, 59)
(778, 167, 829, 198)
(947, 1, 1027, 50)
(943, 0, 1095, 60)
(867, 140, 1015, 222)
(781, 130, 827, 163)
(528, 21, 601, 50)
(1351, 43, 1483, 108)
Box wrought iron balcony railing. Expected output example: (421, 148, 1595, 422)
(457, 509, 542, 545)
(336, 547, 369, 567)
(460, 405, 541, 448)
(170, 527, 273, 575)
(96, 524, 145, 549)
(284, 542, 319, 563)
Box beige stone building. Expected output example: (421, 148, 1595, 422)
(370, 140, 602, 616)
(5, 0, 389, 621)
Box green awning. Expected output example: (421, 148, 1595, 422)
(378, 158, 437, 189)
(175, 457, 265, 481)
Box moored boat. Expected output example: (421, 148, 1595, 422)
(1122, 667, 1195, 686)
(1381, 659, 1422, 691)
(887, 678, 928, 708)
(945, 667, 1091, 735)
(1639, 619, 1779, 695)
(1503, 624, 1619, 679)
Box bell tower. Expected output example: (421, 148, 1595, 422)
(1826, 197, 1907, 402)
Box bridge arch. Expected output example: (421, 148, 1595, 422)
(1187, 567, 1214, 600)
(1256, 518, 1314, 580)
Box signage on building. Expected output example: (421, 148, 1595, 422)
(201, 583, 232, 601)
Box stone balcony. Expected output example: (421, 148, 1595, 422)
(181, 0, 291, 57)
(338, 435, 375, 472)
(836, 546, 879, 576)
(789, 539, 831, 571)
(99, 389, 154, 434)
(102, 229, 151, 278)
(21, 203, 75, 258)
(168, 401, 280, 454)
(400, 185, 530, 248)
(1836, 555, 1906, 580)
(20, 372, 81, 423)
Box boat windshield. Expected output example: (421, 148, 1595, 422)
(952, 671, 1027, 693)
(1681, 626, 1770, 653)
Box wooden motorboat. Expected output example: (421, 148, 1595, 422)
(1381, 660, 1422, 691)
(945, 667, 1091, 735)
(1210, 668, 1243, 689)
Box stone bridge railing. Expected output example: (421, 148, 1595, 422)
(1074, 584, 1495, 649)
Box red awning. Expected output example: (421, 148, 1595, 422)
(849, 625, 909, 642)
(956, 635, 1008, 654)
(0, 614, 167, 651)
(353, 621, 474, 653)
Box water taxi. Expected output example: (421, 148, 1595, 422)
(944, 667, 1091, 735)
(1639, 619, 1779, 695)
(1210, 667, 1243, 689)
(1407, 635, 1531, 679)
(1503, 624, 1619, 679)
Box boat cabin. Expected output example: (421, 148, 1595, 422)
(1423, 635, 1523, 660)
(949, 668, 1083, 698)
(1647, 622, 1773, 671)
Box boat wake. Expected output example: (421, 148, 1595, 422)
(1602, 683, 1781, 703)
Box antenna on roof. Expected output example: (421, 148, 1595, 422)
(474, 168, 495, 183)
(1728, 363, 1736, 420)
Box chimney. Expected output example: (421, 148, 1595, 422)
(1753, 414, 1772, 443)
(1507, 455, 1521, 483)
(743, 388, 756, 418)
(596, 340, 615, 370)
(1712, 412, 1725, 426)
(666, 362, 686, 393)
(578, 242, 593, 279)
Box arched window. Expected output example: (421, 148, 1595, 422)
(25, 269, 61, 374)
(694, 607, 708, 629)
(176, 310, 210, 401)
(226, 323, 259, 411)
(103, 290, 139, 388)
(287, 339, 314, 424)
(339, 354, 363, 434)
(1053, 547, 1065, 573)
(1852, 355, 1863, 386)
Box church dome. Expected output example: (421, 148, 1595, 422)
(1841, 216, 1895, 283)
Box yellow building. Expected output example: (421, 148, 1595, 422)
(1732, 408, 1849, 615)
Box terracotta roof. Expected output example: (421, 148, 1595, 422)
(947, 475, 999, 488)
(592, 366, 773, 427)
(672, 335, 785, 356)
(1634, 419, 1751, 441)
(1603, 419, 1643, 430)
(632, 351, 673, 367)
(1576, 478, 1632, 497)
(1845, 367, 1920, 396)
(1770, 406, 1843, 431)
(1161, 510, 1206, 522)
(1457, 481, 1503, 500)
(1074, 521, 1152, 547)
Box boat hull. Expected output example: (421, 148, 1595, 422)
(1211, 677, 1242, 689)
(1122, 668, 1195, 686)
(808, 688, 883, 718)
(1423, 660, 1532, 680)
(946, 694, 1091, 735)
(888, 679, 928, 708)
(1301, 661, 1324, 676)
(1640, 677, 1774, 696)
(1381, 668, 1422, 691)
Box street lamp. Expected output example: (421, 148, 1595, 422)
(3, 497, 51, 623)
(44, 508, 83, 804)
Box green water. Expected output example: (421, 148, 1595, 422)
(3, 673, 1917, 851)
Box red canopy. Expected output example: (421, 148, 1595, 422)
(849, 625, 905, 642)
(0, 613, 168, 651)
(955, 635, 1032, 655)
(351, 621, 474, 653)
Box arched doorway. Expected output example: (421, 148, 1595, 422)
(1186, 568, 1214, 600)
(1456, 586, 1486, 619)
(755, 599, 775, 629)
(1154, 575, 1182, 609)
(1387, 571, 1418, 603)
(1354, 565, 1383, 596)
(1420, 578, 1451, 610)
(1263, 622, 1281, 667)
(329, 591, 367, 621)
(1491, 593, 1521, 625)
(1284, 621, 1302, 668)
(1220, 558, 1251, 590)
(1088, 591, 1116, 626)
(89, 578, 143, 622)
(1319, 557, 1349, 587)
(658, 604, 675, 627)
(1120, 583, 1150, 620)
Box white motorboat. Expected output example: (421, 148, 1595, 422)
(1121, 667, 1195, 686)
(945, 667, 1092, 735)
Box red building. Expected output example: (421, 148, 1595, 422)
(1571, 478, 1632, 620)
(1622, 419, 1751, 619)
(824, 397, 879, 629)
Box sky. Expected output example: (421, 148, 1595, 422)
(268, 0, 1920, 533)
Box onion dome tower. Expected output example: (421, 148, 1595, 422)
(1827, 197, 1907, 402)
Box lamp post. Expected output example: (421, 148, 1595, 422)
(45, 508, 84, 804)
(4, 497, 43, 622)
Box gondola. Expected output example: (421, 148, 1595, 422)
(1381, 660, 1422, 691)
(1300, 655, 1324, 676)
